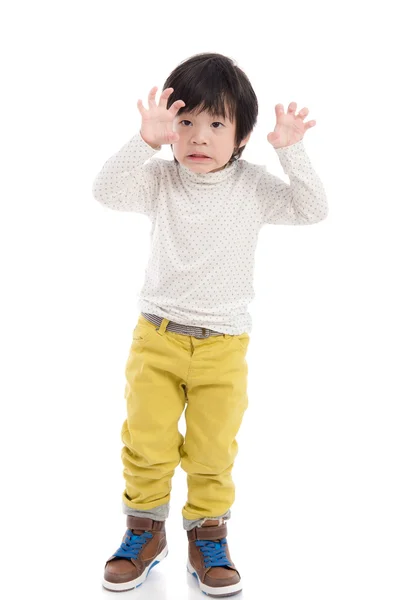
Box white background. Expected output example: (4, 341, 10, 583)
(1, 1, 399, 599)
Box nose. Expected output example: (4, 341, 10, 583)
(190, 125, 210, 144)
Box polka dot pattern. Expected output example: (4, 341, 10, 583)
(92, 133, 328, 334)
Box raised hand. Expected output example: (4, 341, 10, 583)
(267, 102, 316, 149)
(138, 86, 186, 148)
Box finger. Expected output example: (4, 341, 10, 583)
(296, 107, 309, 119)
(158, 87, 175, 108)
(167, 130, 180, 142)
(148, 86, 158, 108)
(288, 102, 297, 113)
(305, 120, 316, 129)
(137, 98, 146, 116)
(169, 99, 186, 117)
(275, 104, 284, 117)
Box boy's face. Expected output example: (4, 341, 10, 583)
(172, 108, 250, 173)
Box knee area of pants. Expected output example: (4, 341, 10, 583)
(181, 457, 234, 476)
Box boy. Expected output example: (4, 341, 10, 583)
(92, 52, 328, 596)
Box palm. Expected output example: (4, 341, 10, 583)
(141, 101, 174, 128)
(267, 102, 316, 148)
(141, 109, 174, 143)
(137, 86, 185, 146)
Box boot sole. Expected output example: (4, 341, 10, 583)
(102, 545, 168, 592)
(187, 560, 243, 597)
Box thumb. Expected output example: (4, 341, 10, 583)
(267, 131, 279, 145)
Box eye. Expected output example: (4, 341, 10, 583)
(180, 120, 224, 128)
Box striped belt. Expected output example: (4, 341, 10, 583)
(141, 312, 224, 338)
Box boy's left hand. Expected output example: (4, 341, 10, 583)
(267, 102, 316, 148)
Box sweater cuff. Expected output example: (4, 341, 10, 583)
(274, 138, 305, 156)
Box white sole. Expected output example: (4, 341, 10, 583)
(102, 545, 168, 592)
(187, 560, 243, 596)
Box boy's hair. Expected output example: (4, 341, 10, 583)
(162, 52, 258, 166)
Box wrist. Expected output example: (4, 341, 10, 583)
(140, 130, 161, 150)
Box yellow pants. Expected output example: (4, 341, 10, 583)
(121, 314, 250, 523)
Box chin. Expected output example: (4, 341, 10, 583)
(190, 164, 219, 173)
(184, 157, 222, 171)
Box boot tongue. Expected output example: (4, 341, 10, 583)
(200, 519, 224, 542)
(201, 519, 222, 527)
(198, 520, 232, 570)
(131, 529, 146, 535)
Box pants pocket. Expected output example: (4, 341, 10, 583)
(132, 315, 157, 343)
(233, 333, 250, 352)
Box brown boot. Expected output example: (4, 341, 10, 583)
(187, 519, 242, 597)
(103, 516, 168, 592)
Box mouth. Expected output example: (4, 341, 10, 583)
(187, 154, 212, 160)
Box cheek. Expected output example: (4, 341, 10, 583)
(172, 142, 185, 160)
(222, 140, 234, 154)
(173, 141, 183, 154)
(177, 133, 189, 148)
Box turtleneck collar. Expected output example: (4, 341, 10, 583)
(177, 159, 238, 184)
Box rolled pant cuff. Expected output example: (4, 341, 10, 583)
(183, 509, 231, 531)
(122, 500, 169, 521)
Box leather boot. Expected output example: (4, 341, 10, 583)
(187, 519, 242, 597)
(103, 516, 168, 592)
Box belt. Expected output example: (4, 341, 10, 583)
(141, 312, 224, 339)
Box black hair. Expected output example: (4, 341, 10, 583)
(162, 52, 258, 167)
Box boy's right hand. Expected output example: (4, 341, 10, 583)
(138, 87, 185, 149)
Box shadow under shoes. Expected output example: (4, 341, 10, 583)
(103, 516, 168, 592)
(187, 519, 242, 597)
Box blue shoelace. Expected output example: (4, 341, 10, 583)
(113, 529, 153, 560)
(195, 538, 232, 568)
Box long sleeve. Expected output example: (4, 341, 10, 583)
(256, 139, 328, 225)
(92, 132, 162, 217)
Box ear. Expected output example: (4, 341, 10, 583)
(239, 132, 251, 148)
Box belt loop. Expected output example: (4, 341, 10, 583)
(158, 318, 169, 335)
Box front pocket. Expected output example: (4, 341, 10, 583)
(234, 333, 250, 351)
(132, 327, 153, 343)
(132, 316, 157, 343)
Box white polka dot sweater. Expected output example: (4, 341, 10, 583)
(92, 132, 328, 334)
